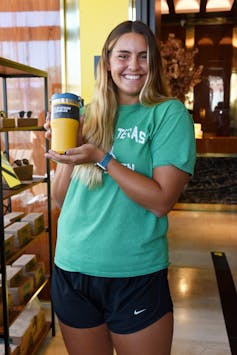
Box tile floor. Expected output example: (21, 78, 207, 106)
(36, 204, 237, 354)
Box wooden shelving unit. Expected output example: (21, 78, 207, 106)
(0, 57, 55, 354)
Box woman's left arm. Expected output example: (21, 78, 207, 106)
(45, 143, 190, 217)
(107, 158, 189, 217)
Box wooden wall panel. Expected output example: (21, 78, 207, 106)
(0, 26, 61, 41)
(0, 0, 60, 12)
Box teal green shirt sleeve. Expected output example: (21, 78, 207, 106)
(150, 99, 196, 175)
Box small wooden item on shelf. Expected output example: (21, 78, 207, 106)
(0, 110, 15, 128)
(12, 254, 45, 288)
(0, 118, 15, 128)
(16, 110, 38, 127)
(0, 344, 19, 355)
(16, 118, 38, 127)
(21, 213, 45, 235)
(4, 211, 25, 227)
(13, 165, 33, 181)
(12, 159, 33, 181)
(0, 233, 15, 261)
(5, 221, 32, 249)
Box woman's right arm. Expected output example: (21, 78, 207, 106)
(51, 163, 74, 208)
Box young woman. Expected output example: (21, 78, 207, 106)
(45, 20, 196, 355)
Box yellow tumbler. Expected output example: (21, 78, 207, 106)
(50, 92, 82, 154)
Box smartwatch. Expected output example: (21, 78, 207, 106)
(96, 152, 113, 171)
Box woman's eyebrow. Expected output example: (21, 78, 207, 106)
(116, 50, 130, 53)
(116, 49, 147, 54)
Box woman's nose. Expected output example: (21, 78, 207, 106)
(128, 56, 139, 70)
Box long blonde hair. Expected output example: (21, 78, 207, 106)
(73, 20, 171, 188)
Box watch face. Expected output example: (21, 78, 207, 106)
(96, 162, 106, 170)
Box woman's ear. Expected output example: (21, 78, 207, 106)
(107, 61, 111, 71)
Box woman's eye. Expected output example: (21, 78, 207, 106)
(118, 54, 128, 59)
(140, 54, 147, 60)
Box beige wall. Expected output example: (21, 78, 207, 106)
(79, 0, 130, 103)
(61, 0, 130, 104)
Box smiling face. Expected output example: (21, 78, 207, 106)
(108, 32, 148, 105)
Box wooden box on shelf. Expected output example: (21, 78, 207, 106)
(9, 314, 33, 355)
(12, 254, 45, 288)
(16, 118, 38, 127)
(13, 165, 33, 181)
(0, 118, 15, 128)
(0, 344, 19, 355)
(4, 266, 24, 287)
(0, 266, 33, 306)
(0, 294, 13, 327)
(4, 211, 25, 227)
(9, 307, 46, 354)
(5, 221, 32, 249)
(12, 254, 37, 273)
(8, 276, 34, 306)
(0, 233, 15, 262)
(21, 213, 45, 235)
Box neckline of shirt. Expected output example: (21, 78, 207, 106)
(117, 102, 142, 111)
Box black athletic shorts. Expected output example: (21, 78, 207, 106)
(51, 264, 173, 334)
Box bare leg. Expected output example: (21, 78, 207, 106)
(111, 312, 173, 355)
(59, 320, 114, 355)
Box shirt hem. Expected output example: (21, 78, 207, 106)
(54, 259, 170, 278)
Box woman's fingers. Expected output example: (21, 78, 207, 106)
(45, 149, 77, 165)
(44, 112, 51, 140)
(45, 144, 98, 165)
(46, 111, 51, 121)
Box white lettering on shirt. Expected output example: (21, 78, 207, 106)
(117, 126, 146, 144)
(122, 163, 135, 170)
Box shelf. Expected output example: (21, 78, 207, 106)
(31, 321, 52, 354)
(0, 322, 52, 354)
(0, 56, 54, 355)
(13, 279, 49, 313)
(2, 177, 47, 199)
(4, 230, 47, 265)
(0, 279, 49, 334)
(0, 57, 47, 78)
(0, 126, 45, 133)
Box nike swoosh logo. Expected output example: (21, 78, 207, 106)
(134, 308, 146, 315)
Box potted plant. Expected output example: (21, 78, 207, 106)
(160, 33, 203, 104)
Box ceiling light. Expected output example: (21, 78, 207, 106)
(174, 0, 200, 13)
(198, 37, 214, 45)
(219, 36, 232, 45)
(206, 0, 234, 12)
(161, 0, 234, 14)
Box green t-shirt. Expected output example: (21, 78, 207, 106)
(54, 99, 196, 277)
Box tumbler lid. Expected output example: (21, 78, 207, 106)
(51, 92, 81, 102)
